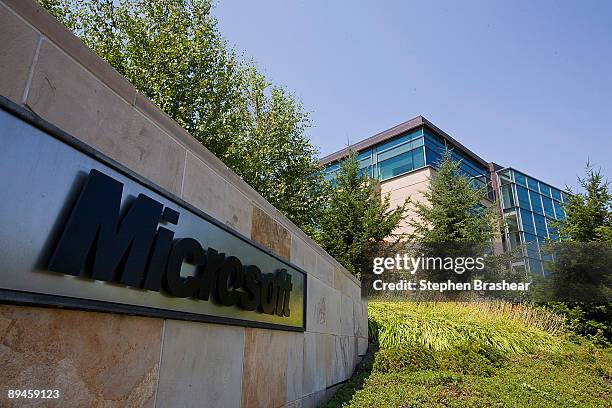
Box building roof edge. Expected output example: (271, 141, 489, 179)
(319, 115, 488, 168)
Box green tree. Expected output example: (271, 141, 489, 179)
(315, 152, 409, 276)
(541, 165, 612, 345)
(40, 0, 245, 160)
(38, 0, 325, 233)
(409, 150, 497, 243)
(230, 69, 325, 234)
(556, 165, 612, 242)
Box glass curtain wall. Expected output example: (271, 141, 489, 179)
(323, 128, 426, 183)
(423, 130, 493, 199)
(323, 127, 491, 195)
(497, 168, 568, 274)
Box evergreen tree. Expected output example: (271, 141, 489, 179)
(409, 150, 497, 244)
(556, 165, 612, 242)
(315, 152, 409, 277)
(541, 165, 612, 345)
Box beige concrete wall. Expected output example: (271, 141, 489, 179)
(380, 166, 434, 237)
(0, 1, 367, 407)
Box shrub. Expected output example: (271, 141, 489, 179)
(373, 346, 437, 373)
(437, 342, 505, 376)
(542, 302, 611, 346)
(335, 344, 612, 407)
(373, 342, 505, 377)
(348, 371, 468, 408)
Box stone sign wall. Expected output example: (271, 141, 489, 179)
(0, 1, 367, 407)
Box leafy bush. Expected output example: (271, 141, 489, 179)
(333, 343, 612, 407)
(347, 371, 468, 408)
(373, 346, 437, 373)
(542, 302, 611, 346)
(328, 301, 610, 407)
(373, 342, 505, 377)
(437, 342, 505, 376)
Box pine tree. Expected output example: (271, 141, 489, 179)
(541, 165, 612, 344)
(409, 150, 497, 244)
(556, 165, 612, 242)
(315, 152, 408, 277)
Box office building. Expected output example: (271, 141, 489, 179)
(321, 116, 568, 273)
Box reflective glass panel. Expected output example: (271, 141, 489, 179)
(504, 211, 519, 232)
(520, 209, 536, 235)
(561, 192, 570, 203)
(501, 184, 515, 209)
(357, 150, 371, 161)
(548, 223, 559, 240)
(529, 190, 544, 215)
(507, 231, 521, 250)
(523, 232, 538, 243)
(378, 152, 413, 180)
(376, 129, 423, 152)
(534, 214, 547, 237)
(524, 235, 540, 258)
(425, 147, 442, 166)
(542, 196, 554, 218)
(516, 186, 531, 209)
(413, 147, 425, 169)
(514, 172, 527, 187)
(498, 170, 513, 186)
(527, 177, 539, 191)
(528, 258, 543, 274)
(553, 201, 565, 219)
(377, 138, 423, 161)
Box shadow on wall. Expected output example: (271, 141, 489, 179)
(321, 344, 375, 408)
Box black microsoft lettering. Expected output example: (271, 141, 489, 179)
(48, 169, 293, 317)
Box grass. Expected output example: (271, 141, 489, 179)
(324, 300, 612, 408)
(336, 346, 612, 408)
(368, 300, 566, 353)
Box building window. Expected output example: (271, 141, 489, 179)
(516, 186, 531, 209)
(534, 214, 548, 238)
(527, 177, 539, 192)
(498, 170, 513, 186)
(376, 129, 423, 152)
(529, 190, 544, 215)
(553, 200, 565, 218)
(542, 196, 555, 218)
(501, 184, 515, 209)
(378, 146, 425, 181)
(540, 184, 551, 197)
(425, 147, 442, 167)
(377, 138, 423, 162)
(520, 209, 536, 235)
(514, 172, 528, 187)
(528, 258, 543, 274)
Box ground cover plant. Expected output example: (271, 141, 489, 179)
(325, 300, 612, 408)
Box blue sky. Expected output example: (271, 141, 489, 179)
(214, 0, 611, 190)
